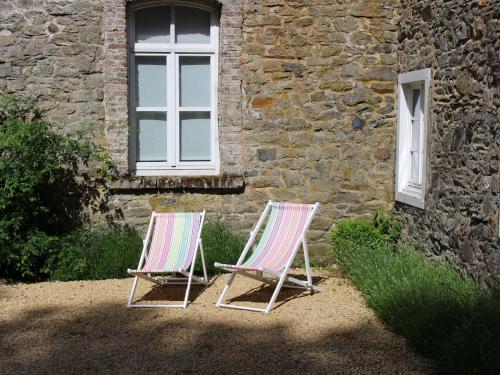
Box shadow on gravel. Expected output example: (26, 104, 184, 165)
(140, 283, 208, 304)
(226, 275, 328, 310)
(0, 301, 431, 375)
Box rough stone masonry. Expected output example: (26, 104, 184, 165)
(396, 0, 499, 290)
(0, 0, 497, 288)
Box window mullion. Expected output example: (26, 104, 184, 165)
(167, 53, 175, 167)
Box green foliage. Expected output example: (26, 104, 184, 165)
(50, 226, 142, 281)
(0, 93, 44, 123)
(0, 93, 116, 280)
(197, 220, 246, 275)
(10, 231, 61, 280)
(331, 219, 500, 375)
(372, 209, 401, 244)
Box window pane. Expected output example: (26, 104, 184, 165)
(135, 6, 170, 43)
(410, 151, 420, 183)
(175, 6, 210, 44)
(136, 112, 168, 161)
(179, 56, 210, 107)
(180, 112, 210, 161)
(411, 120, 420, 151)
(136, 56, 167, 107)
(411, 88, 421, 117)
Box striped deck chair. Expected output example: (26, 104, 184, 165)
(215, 201, 322, 313)
(127, 211, 208, 308)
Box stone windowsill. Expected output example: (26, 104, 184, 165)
(110, 174, 245, 193)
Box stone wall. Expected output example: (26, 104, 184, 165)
(239, 0, 399, 234)
(396, 0, 500, 290)
(0, 0, 105, 137)
(0, 0, 400, 261)
(108, 0, 400, 260)
(100, 0, 245, 173)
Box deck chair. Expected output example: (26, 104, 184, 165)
(127, 211, 208, 308)
(215, 201, 322, 313)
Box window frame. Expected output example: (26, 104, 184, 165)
(395, 68, 431, 209)
(128, 1, 220, 176)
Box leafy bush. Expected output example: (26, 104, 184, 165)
(0, 93, 115, 280)
(372, 209, 401, 245)
(50, 226, 142, 281)
(0, 93, 43, 123)
(9, 231, 61, 280)
(331, 219, 500, 375)
(197, 220, 246, 275)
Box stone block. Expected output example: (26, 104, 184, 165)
(251, 97, 274, 108)
(257, 148, 277, 161)
(283, 170, 303, 187)
(363, 67, 396, 81)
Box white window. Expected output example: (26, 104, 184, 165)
(395, 68, 431, 208)
(128, 2, 219, 176)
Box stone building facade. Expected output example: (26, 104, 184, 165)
(396, 0, 499, 290)
(0, 0, 498, 286)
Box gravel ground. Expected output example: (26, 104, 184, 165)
(0, 269, 432, 374)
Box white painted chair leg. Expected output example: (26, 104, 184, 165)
(216, 272, 237, 307)
(200, 241, 209, 285)
(264, 272, 288, 314)
(127, 276, 139, 307)
(302, 237, 313, 289)
(183, 244, 200, 308)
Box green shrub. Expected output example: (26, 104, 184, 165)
(9, 231, 61, 280)
(197, 220, 245, 275)
(331, 219, 500, 375)
(0, 93, 43, 123)
(0, 93, 115, 280)
(372, 209, 401, 244)
(51, 226, 142, 281)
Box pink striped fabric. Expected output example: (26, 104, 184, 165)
(139, 212, 202, 273)
(220, 203, 315, 272)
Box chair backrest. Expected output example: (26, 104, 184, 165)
(242, 202, 317, 271)
(141, 212, 203, 272)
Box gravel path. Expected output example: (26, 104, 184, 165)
(0, 270, 431, 374)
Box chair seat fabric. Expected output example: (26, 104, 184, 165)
(139, 212, 202, 273)
(226, 203, 314, 272)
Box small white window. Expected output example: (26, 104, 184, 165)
(129, 2, 219, 176)
(395, 68, 431, 208)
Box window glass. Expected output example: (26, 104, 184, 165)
(410, 151, 420, 183)
(136, 112, 168, 161)
(395, 69, 430, 208)
(136, 56, 167, 107)
(179, 56, 211, 107)
(180, 112, 211, 161)
(411, 120, 420, 151)
(130, 4, 218, 173)
(409, 88, 422, 185)
(411, 88, 420, 117)
(135, 6, 170, 43)
(175, 6, 210, 44)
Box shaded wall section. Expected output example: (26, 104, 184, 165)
(396, 0, 500, 290)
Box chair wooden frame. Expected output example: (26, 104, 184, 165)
(215, 201, 322, 314)
(127, 211, 208, 309)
